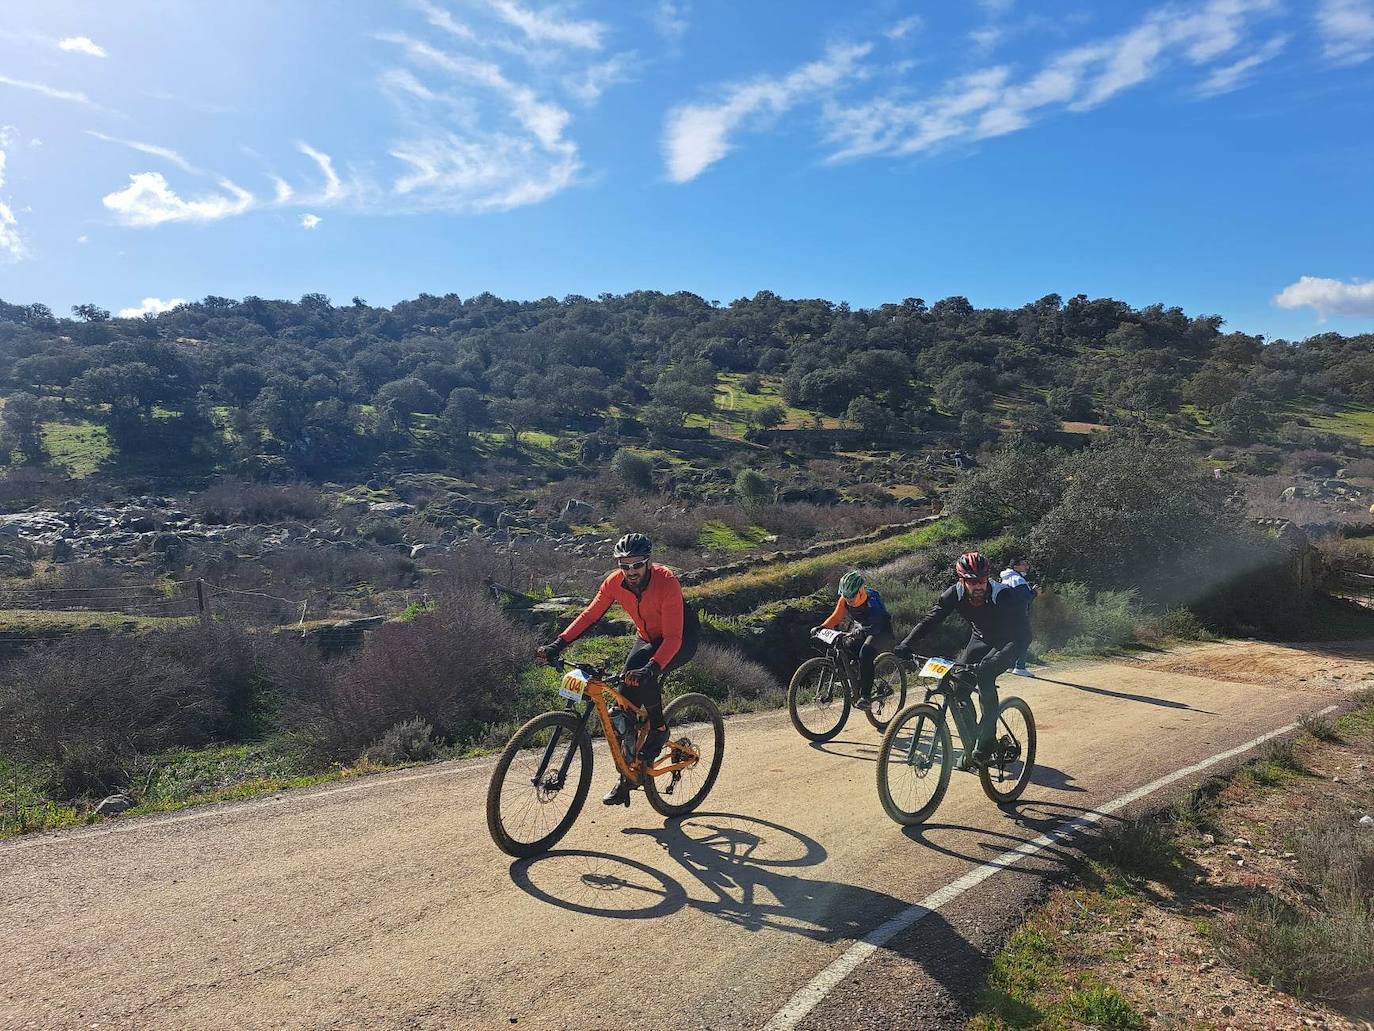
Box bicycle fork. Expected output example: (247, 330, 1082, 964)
(532, 703, 595, 790)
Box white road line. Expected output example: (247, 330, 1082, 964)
(761, 704, 1339, 1031)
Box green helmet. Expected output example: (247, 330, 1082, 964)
(838, 570, 865, 599)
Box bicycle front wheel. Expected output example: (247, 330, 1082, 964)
(486, 710, 592, 858)
(644, 692, 725, 818)
(788, 656, 849, 743)
(876, 702, 953, 826)
(979, 696, 1036, 805)
(864, 652, 908, 732)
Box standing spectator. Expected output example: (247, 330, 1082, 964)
(1000, 556, 1038, 677)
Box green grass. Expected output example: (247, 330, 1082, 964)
(1303, 403, 1374, 445)
(39, 420, 111, 477)
(0, 608, 197, 635)
(698, 520, 771, 552)
(686, 516, 961, 608)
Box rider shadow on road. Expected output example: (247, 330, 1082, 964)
(1032, 676, 1218, 714)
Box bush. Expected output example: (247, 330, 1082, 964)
(364, 719, 437, 765)
(287, 587, 537, 758)
(0, 637, 215, 796)
(0, 622, 320, 796)
(1032, 583, 1140, 654)
(611, 448, 654, 492)
(1139, 607, 1212, 643)
(198, 480, 330, 524)
(357, 514, 403, 545)
(735, 468, 772, 507)
(671, 643, 781, 705)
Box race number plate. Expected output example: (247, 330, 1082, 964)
(919, 657, 953, 680)
(814, 628, 844, 645)
(558, 669, 588, 702)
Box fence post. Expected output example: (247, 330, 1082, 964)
(196, 580, 210, 625)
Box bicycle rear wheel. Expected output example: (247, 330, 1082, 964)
(644, 692, 725, 818)
(486, 710, 592, 857)
(864, 652, 908, 732)
(978, 697, 1036, 805)
(876, 702, 953, 826)
(787, 656, 849, 743)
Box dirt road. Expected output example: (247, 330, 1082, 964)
(2, 646, 1365, 1030)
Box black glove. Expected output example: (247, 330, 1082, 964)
(624, 663, 657, 691)
(810, 625, 823, 636)
(537, 638, 566, 663)
(844, 627, 866, 648)
(893, 643, 915, 661)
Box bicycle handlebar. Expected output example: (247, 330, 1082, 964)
(544, 654, 624, 685)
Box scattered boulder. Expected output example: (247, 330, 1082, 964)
(95, 794, 134, 816)
(561, 498, 594, 522)
(368, 501, 415, 518)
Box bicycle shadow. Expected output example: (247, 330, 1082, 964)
(1030, 764, 1088, 793)
(1032, 676, 1218, 714)
(808, 738, 882, 763)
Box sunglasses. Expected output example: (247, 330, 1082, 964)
(960, 576, 990, 587)
(618, 559, 648, 571)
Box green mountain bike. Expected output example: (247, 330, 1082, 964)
(875, 654, 1036, 825)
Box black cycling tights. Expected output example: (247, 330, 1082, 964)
(623, 635, 698, 729)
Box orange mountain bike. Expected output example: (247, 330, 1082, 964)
(485, 658, 725, 857)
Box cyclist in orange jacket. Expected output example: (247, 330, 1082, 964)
(537, 533, 699, 806)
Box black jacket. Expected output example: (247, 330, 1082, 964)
(900, 580, 1030, 651)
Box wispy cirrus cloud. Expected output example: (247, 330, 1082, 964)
(86, 130, 200, 173)
(58, 36, 106, 58)
(663, 42, 872, 183)
(1318, 0, 1374, 63)
(481, 0, 604, 50)
(823, 0, 1284, 163)
(96, 0, 624, 227)
(0, 73, 101, 109)
(654, 1, 689, 42)
(1275, 275, 1374, 319)
(1196, 33, 1288, 95)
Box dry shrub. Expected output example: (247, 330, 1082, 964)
(198, 479, 331, 524)
(0, 621, 321, 796)
(0, 637, 215, 796)
(671, 643, 781, 705)
(287, 587, 537, 758)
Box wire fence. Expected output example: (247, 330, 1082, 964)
(1332, 569, 1374, 607)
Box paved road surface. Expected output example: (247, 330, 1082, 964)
(1, 653, 1350, 1030)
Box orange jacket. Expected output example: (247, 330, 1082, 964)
(558, 563, 686, 670)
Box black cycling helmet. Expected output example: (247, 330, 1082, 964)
(613, 532, 653, 558)
(955, 551, 990, 580)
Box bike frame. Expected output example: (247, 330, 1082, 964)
(535, 671, 700, 788)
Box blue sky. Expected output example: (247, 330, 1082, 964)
(0, 0, 1371, 341)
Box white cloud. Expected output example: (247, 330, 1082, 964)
(378, 33, 582, 211)
(563, 53, 636, 104)
(1318, 0, 1374, 63)
(970, 26, 1006, 52)
(664, 42, 872, 183)
(117, 297, 186, 319)
(1196, 33, 1288, 95)
(298, 142, 346, 201)
(0, 74, 99, 109)
(300, 213, 322, 229)
(482, 0, 604, 50)
(824, 0, 1281, 162)
(978, 0, 1015, 11)
(886, 16, 922, 41)
(1274, 276, 1374, 320)
(85, 130, 199, 173)
(102, 172, 255, 226)
(58, 36, 107, 58)
(77, 234, 89, 244)
(0, 128, 23, 260)
(413, 0, 478, 42)
(655, 1, 689, 41)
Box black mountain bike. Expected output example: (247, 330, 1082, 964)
(787, 628, 907, 743)
(875, 654, 1036, 825)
